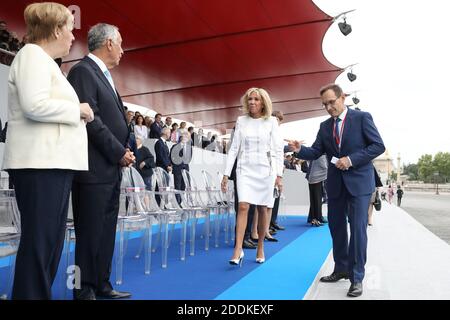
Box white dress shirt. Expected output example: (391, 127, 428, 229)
(334, 107, 352, 167)
(87, 53, 116, 94)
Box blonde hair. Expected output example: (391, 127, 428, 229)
(24, 2, 72, 43)
(241, 88, 273, 120)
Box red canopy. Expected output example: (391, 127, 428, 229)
(3, 0, 341, 133)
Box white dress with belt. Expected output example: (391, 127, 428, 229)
(224, 115, 284, 206)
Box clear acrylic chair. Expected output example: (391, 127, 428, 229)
(61, 217, 75, 300)
(115, 187, 160, 285)
(0, 189, 20, 300)
(153, 167, 189, 268)
(181, 169, 211, 255)
(217, 171, 236, 244)
(114, 166, 159, 285)
(201, 170, 230, 247)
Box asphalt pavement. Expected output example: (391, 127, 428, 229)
(396, 191, 450, 245)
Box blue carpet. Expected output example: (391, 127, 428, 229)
(0, 215, 332, 300)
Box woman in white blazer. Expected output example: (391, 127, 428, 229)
(221, 88, 284, 266)
(2, 2, 93, 300)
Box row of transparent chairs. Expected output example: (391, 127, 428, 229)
(0, 168, 238, 298)
(0, 189, 20, 300)
(62, 166, 237, 289)
(201, 170, 235, 247)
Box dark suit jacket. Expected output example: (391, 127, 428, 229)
(149, 121, 163, 139)
(136, 145, 155, 178)
(296, 108, 385, 198)
(155, 138, 171, 171)
(202, 138, 211, 149)
(170, 142, 192, 174)
(191, 132, 202, 148)
(67, 56, 130, 184)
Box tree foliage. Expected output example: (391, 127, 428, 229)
(415, 152, 450, 183)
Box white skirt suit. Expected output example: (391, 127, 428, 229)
(224, 115, 284, 206)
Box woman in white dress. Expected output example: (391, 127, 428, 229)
(251, 110, 285, 242)
(221, 88, 284, 265)
(134, 114, 148, 140)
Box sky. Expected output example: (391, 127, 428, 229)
(279, 0, 450, 165)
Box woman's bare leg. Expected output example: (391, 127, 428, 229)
(251, 208, 259, 240)
(266, 208, 273, 237)
(256, 205, 268, 259)
(231, 202, 250, 260)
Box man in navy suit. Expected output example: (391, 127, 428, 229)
(155, 127, 172, 172)
(291, 84, 385, 297)
(149, 113, 164, 139)
(154, 127, 172, 204)
(68, 23, 134, 300)
(170, 131, 192, 203)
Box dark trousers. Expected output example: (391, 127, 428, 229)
(270, 195, 281, 225)
(143, 175, 152, 190)
(397, 196, 402, 206)
(10, 169, 74, 300)
(173, 168, 186, 204)
(307, 182, 323, 222)
(232, 178, 255, 245)
(71, 180, 120, 293)
(328, 185, 371, 283)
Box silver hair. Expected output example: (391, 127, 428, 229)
(87, 23, 119, 52)
(161, 127, 171, 137)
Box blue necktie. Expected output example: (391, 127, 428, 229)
(104, 70, 116, 95)
(334, 118, 341, 146)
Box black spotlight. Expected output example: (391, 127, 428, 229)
(338, 18, 352, 36)
(352, 97, 360, 105)
(347, 71, 357, 82)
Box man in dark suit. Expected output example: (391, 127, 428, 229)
(192, 128, 204, 148)
(291, 84, 385, 297)
(149, 113, 164, 138)
(154, 127, 172, 204)
(155, 127, 172, 172)
(67, 23, 134, 300)
(170, 131, 192, 203)
(135, 137, 155, 190)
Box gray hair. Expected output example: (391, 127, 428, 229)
(161, 127, 171, 137)
(87, 23, 119, 52)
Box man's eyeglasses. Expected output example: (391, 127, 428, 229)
(322, 97, 339, 108)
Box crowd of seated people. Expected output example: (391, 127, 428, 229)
(124, 108, 228, 154)
(0, 21, 25, 65)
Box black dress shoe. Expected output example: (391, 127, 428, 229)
(347, 282, 363, 297)
(319, 217, 328, 224)
(271, 223, 285, 231)
(96, 289, 132, 299)
(243, 239, 257, 249)
(269, 229, 277, 235)
(264, 235, 278, 242)
(319, 272, 349, 283)
(73, 287, 96, 300)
